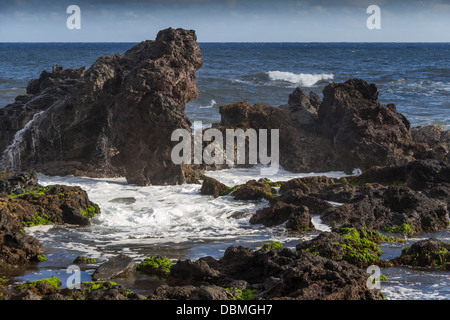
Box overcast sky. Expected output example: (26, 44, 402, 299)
(0, 0, 449, 42)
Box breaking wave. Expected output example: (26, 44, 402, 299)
(267, 71, 334, 87)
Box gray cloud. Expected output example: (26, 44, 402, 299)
(0, 0, 448, 41)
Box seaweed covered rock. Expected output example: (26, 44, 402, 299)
(0, 171, 39, 196)
(73, 256, 99, 264)
(296, 227, 395, 268)
(164, 245, 384, 300)
(136, 256, 173, 278)
(16, 185, 101, 226)
(2, 278, 145, 300)
(200, 176, 229, 198)
(391, 238, 450, 270)
(0, 172, 101, 265)
(232, 180, 277, 201)
(0, 196, 43, 264)
(5, 276, 62, 300)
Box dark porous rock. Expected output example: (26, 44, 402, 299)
(250, 202, 298, 227)
(249, 202, 315, 232)
(6, 290, 43, 301)
(0, 28, 203, 186)
(318, 79, 417, 170)
(0, 196, 43, 264)
(296, 227, 391, 269)
(219, 79, 426, 174)
(405, 159, 450, 192)
(12, 185, 101, 227)
(280, 176, 342, 194)
(411, 125, 449, 161)
(391, 238, 450, 270)
(0, 177, 101, 265)
(296, 231, 347, 261)
(167, 258, 221, 286)
(4, 278, 145, 300)
(320, 185, 448, 235)
(165, 245, 384, 300)
(73, 256, 98, 264)
(92, 254, 136, 281)
(285, 205, 315, 232)
(200, 176, 229, 198)
(411, 125, 447, 147)
(0, 171, 39, 195)
(279, 189, 333, 215)
(84, 284, 146, 300)
(232, 180, 276, 201)
(348, 159, 450, 193)
(263, 250, 382, 300)
(0, 174, 100, 265)
(151, 284, 233, 300)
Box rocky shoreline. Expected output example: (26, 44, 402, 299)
(0, 28, 449, 300)
(0, 157, 449, 300)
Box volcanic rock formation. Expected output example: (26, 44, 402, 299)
(0, 28, 203, 186)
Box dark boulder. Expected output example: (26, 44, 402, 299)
(0, 171, 39, 196)
(232, 180, 276, 201)
(165, 245, 384, 300)
(249, 202, 315, 232)
(92, 254, 136, 281)
(279, 189, 333, 215)
(219, 79, 436, 174)
(320, 185, 448, 235)
(0, 173, 100, 265)
(151, 284, 232, 300)
(391, 238, 450, 270)
(200, 176, 229, 198)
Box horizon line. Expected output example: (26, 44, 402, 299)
(1, 41, 449, 44)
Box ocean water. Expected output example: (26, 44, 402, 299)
(0, 42, 449, 299)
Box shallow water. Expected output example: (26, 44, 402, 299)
(1, 42, 449, 299)
(6, 167, 447, 299)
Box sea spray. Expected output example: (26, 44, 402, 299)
(267, 71, 334, 87)
(94, 127, 113, 177)
(1, 111, 44, 172)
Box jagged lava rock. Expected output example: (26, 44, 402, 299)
(392, 238, 450, 270)
(92, 254, 136, 281)
(0, 172, 101, 264)
(165, 245, 384, 300)
(219, 79, 427, 173)
(0, 28, 203, 186)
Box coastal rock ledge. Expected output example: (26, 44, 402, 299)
(0, 28, 203, 186)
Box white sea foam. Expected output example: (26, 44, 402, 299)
(204, 164, 352, 187)
(1, 111, 44, 171)
(267, 71, 334, 87)
(311, 216, 331, 232)
(381, 267, 450, 300)
(198, 100, 217, 109)
(33, 166, 347, 258)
